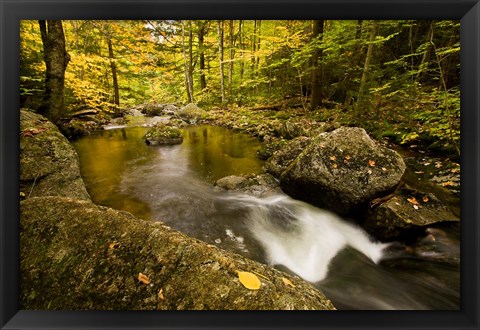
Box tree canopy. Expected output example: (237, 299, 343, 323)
(20, 19, 460, 154)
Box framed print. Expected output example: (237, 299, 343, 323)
(1, 0, 479, 329)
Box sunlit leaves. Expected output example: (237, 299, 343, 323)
(237, 271, 261, 290)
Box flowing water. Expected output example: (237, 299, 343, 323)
(72, 124, 460, 310)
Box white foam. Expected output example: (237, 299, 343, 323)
(239, 194, 388, 283)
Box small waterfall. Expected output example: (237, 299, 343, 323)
(223, 194, 388, 283)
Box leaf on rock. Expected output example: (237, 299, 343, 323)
(138, 272, 151, 285)
(368, 160, 376, 167)
(108, 241, 119, 249)
(21, 127, 47, 137)
(407, 197, 419, 205)
(441, 181, 455, 187)
(237, 271, 261, 290)
(158, 288, 165, 300)
(282, 277, 296, 288)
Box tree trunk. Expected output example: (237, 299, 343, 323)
(182, 21, 194, 103)
(356, 20, 378, 114)
(239, 20, 244, 84)
(344, 20, 364, 107)
(198, 21, 207, 90)
(217, 20, 226, 104)
(310, 20, 325, 111)
(107, 37, 120, 116)
(228, 20, 235, 98)
(251, 20, 257, 79)
(416, 21, 434, 81)
(255, 20, 261, 72)
(188, 21, 194, 99)
(38, 20, 70, 123)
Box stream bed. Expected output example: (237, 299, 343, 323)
(72, 125, 460, 310)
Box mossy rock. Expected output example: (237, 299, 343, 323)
(20, 109, 91, 201)
(20, 196, 335, 310)
(144, 123, 183, 146)
(256, 139, 288, 160)
(176, 103, 206, 124)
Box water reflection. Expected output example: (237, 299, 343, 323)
(72, 125, 264, 221)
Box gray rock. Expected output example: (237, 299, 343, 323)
(20, 109, 91, 201)
(215, 175, 248, 190)
(364, 185, 459, 241)
(215, 174, 280, 197)
(279, 127, 406, 216)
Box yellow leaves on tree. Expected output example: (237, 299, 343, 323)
(237, 271, 261, 290)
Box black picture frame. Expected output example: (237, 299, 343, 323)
(1, 0, 479, 329)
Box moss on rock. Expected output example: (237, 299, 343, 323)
(20, 109, 91, 201)
(144, 123, 183, 146)
(21, 196, 335, 310)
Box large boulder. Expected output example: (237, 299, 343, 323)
(279, 127, 406, 216)
(144, 123, 183, 146)
(20, 109, 90, 201)
(264, 137, 312, 177)
(364, 185, 459, 241)
(21, 196, 335, 310)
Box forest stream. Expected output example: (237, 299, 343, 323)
(72, 122, 460, 310)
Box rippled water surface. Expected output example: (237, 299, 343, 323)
(73, 125, 460, 310)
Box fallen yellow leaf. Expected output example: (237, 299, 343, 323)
(237, 271, 261, 290)
(368, 160, 376, 167)
(345, 155, 351, 160)
(332, 163, 338, 169)
(282, 277, 296, 288)
(138, 272, 151, 285)
(407, 197, 419, 205)
(422, 196, 429, 203)
(329, 156, 336, 161)
(251, 271, 269, 280)
(441, 181, 455, 187)
(108, 241, 119, 249)
(158, 288, 165, 300)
